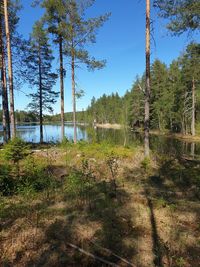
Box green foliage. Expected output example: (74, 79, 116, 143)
(64, 170, 95, 204)
(63, 0, 110, 71)
(46, 41, 200, 136)
(3, 138, 29, 164)
(106, 151, 119, 180)
(76, 141, 134, 159)
(25, 20, 58, 115)
(86, 93, 123, 124)
(0, 165, 14, 196)
(60, 136, 70, 147)
(154, 0, 200, 34)
(175, 257, 186, 267)
(141, 157, 151, 171)
(21, 155, 56, 192)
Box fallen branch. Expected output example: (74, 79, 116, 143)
(66, 242, 119, 267)
(90, 240, 137, 267)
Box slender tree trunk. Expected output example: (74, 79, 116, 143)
(1, 73, 7, 143)
(182, 119, 185, 135)
(72, 47, 77, 144)
(38, 48, 43, 143)
(59, 36, 65, 141)
(191, 142, 195, 159)
(191, 77, 195, 136)
(144, 0, 151, 157)
(3, 55, 10, 139)
(4, 0, 16, 138)
(0, 14, 7, 143)
(0, 13, 10, 143)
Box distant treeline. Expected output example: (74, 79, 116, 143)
(85, 43, 200, 135)
(1, 43, 200, 135)
(0, 110, 87, 124)
(0, 110, 38, 123)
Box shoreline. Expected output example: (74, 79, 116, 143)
(96, 123, 122, 129)
(149, 129, 200, 143)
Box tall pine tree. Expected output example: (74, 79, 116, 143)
(65, 0, 109, 143)
(25, 21, 58, 143)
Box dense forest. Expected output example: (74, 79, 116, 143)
(85, 43, 200, 135)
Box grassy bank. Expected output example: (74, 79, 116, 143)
(132, 128, 200, 143)
(0, 140, 200, 266)
(149, 130, 200, 143)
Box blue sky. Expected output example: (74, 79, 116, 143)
(14, 0, 199, 114)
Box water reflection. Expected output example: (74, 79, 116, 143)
(0, 124, 87, 143)
(0, 124, 199, 157)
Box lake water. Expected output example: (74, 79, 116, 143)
(0, 124, 88, 143)
(0, 123, 200, 158)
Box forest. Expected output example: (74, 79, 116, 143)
(0, 0, 200, 267)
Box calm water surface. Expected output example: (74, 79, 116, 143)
(0, 123, 200, 157)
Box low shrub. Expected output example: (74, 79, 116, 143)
(22, 155, 56, 192)
(0, 164, 14, 196)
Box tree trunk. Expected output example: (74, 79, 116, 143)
(59, 36, 65, 141)
(191, 77, 195, 136)
(38, 47, 43, 143)
(1, 69, 7, 143)
(191, 142, 195, 159)
(4, 0, 16, 138)
(3, 53, 10, 139)
(0, 13, 10, 143)
(144, 0, 151, 157)
(0, 14, 7, 143)
(72, 47, 77, 144)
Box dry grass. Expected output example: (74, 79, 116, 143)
(0, 144, 200, 267)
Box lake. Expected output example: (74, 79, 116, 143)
(0, 123, 200, 158)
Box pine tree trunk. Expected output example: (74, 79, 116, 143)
(1, 71, 7, 143)
(72, 48, 77, 144)
(59, 36, 65, 141)
(4, 0, 16, 138)
(191, 142, 195, 159)
(0, 14, 7, 143)
(144, 0, 150, 157)
(191, 77, 195, 136)
(3, 54, 10, 139)
(38, 47, 43, 143)
(0, 13, 10, 143)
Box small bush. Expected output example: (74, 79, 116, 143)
(3, 138, 29, 178)
(64, 170, 95, 204)
(22, 155, 56, 192)
(3, 138, 29, 164)
(141, 157, 151, 171)
(60, 137, 70, 147)
(0, 165, 14, 196)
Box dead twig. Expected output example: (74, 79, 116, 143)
(66, 242, 120, 267)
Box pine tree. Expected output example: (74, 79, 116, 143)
(25, 21, 58, 143)
(3, 0, 16, 138)
(0, 11, 10, 143)
(168, 60, 183, 132)
(145, 0, 151, 157)
(36, 0, 69, 141)
(179, 43, 200, 136)
(65, 0, 109, 143)
(151, 60, 171, 131)
(154, 0, 200, 34)
(128, 77, 145, 128)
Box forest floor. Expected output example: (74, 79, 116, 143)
(0, 142, 200, 267)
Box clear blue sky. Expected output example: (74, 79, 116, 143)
(14, 0, 199, 114)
